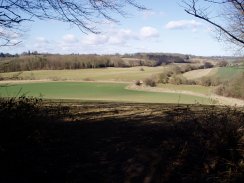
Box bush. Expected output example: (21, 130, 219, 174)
(203, 62, 214, 69)
(170, 65, 182, 74)
(198, 77, 221, 86)
(158, 72, 169, 84)
(181, 64, 193, 73)
(144, 77, 157, 87)
(216, 61, 228, 67)
(135, 80, 143, 86)
(169, 74, 188, 85)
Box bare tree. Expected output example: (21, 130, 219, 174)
(0, 0, 145, 46)
(182, 0, 244, 53)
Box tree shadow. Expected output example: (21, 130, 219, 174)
(0, 102, 243, 183)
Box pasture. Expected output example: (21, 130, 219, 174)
(0, 82, 213, 104)
(214, 66, 244, 80)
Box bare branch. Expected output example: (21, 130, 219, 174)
(182, 0, 244, 52)
(0, 0, 145, 46)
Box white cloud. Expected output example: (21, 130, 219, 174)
(34, 37, 49, 48)
(83, 28, 137, 45)
(108, 29, 137, 45)
(62, 34, 78, 43)
(83, 34, 109, 45)
(165, 20, 202, 30)
(140, 26, 159, 38)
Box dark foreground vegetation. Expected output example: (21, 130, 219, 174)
(0, 97, 244, 183)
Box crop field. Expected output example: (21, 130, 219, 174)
(0, 66, 166, 82)
(214, 66, 244, 80)
(0, 82, 213, 104)
(158, 84, 212, 95)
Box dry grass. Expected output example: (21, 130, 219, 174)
(183, 68, 218, 80)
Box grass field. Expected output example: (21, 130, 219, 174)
(0, 82, 213, 104)
(158, 84, 212, 95)
(0, 67, 166, 82)
(214, 66, 244, 80)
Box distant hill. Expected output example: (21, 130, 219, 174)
(0, 52, 243, 72)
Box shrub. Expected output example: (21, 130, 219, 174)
(181, 64, 193, 73)
(216, 61, 228, 67)
(158, 72, 169, 84)
(198, 77, 221, 86)
(135, 80, 143, 86)
(169, 74, 188, 85)
(170, 65, 182, 74)
(203, 62, 214, 69)
(144, 77, 157, 87)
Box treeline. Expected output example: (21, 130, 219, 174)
(0, 53, 190, 72)
(0, 55, 146, 72)
(123, 53, 188, 65)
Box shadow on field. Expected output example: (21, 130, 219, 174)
(0, 99, 243, 183)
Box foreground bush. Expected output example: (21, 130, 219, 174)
(0, 102, 243, 183)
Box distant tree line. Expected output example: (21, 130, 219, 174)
(0, 53, 189, 72)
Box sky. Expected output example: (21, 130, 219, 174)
(1, 0, 233, 56)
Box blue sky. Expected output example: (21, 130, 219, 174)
(1, 0, 232, 56)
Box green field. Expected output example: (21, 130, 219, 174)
(0, 67, 166, 82)
(214, 66, 244, 80)
(158, 84, 212, 95)
(0, 82, 213, 104)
